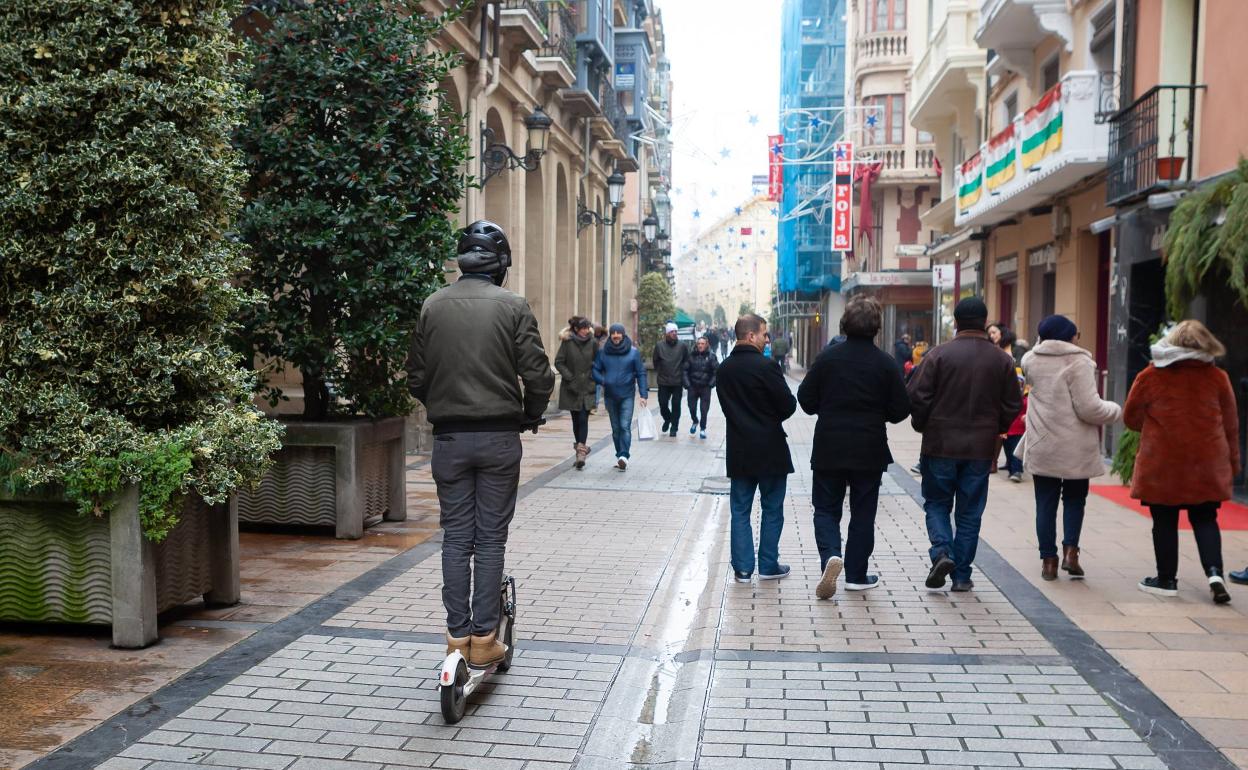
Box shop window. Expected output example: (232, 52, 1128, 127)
(1004, 92, 1019, 124)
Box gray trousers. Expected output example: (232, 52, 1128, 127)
(431, 431, 523, 637)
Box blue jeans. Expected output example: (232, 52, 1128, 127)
(729, 475, 787, 575)
(921, 456, 992, 582)
(1002, 435, 1023, 475)
(604, 396, 634, 459)
(1033, 475, 1088, 559)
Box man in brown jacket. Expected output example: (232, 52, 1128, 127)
(907, 297, 1022, 592)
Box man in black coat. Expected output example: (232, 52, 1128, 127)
(798, 297, 910, 599)
(716, 314, 798, 583)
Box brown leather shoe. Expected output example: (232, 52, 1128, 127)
(574, 443, 588, 469)
(1062, 545, 1084, 578)
(1041, 557, 1059, 581)
(469, 630, 507, 668)
(445, 631, 470, 658)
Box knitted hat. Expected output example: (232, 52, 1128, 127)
(664, 322, 678, 333)
(609, 323, 627, 335)
(1037, 314, 1078, 342)
(953, 297, 989, 326)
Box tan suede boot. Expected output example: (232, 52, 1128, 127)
(445, 631, 470, 658)
(469, 630, 507, 668)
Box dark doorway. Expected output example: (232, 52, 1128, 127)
(1095, 231, 1111, 393)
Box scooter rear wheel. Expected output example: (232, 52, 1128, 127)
(497, 577, 517, 672)
(439, 659, 468, 724)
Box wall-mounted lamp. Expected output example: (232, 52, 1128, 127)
(577, 169, 627, 233)
(480, 105, 552, 186)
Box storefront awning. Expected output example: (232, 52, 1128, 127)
(841, 270, 933, 293)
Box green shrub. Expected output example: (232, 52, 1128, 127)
(1111, 428, 1140, 486)
(1163, 157, 1248, 319)
(637, 272, 676, 356)
(234, 0, 471, 420)
(0, 0, 282, 540)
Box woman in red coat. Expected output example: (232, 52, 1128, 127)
(1124, 320, 1240, 604)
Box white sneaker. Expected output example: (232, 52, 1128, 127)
(616, 457, 627, 471)
(845, 575, 881, 591)
(816, 556, 843, 599)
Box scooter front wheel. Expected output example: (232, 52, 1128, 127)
(439, 659, 468, 724)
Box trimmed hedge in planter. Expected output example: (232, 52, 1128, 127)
(0, 488, 239, 648)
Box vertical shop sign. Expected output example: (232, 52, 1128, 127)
(832, 141, 853, 250)
(767, 135, 784, 202)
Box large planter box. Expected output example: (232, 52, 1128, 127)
(238, 417, 407, 539)
(0, 488, 240, 649)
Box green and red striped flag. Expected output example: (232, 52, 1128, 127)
(986, 123, 1016, 192)
(958, 153, 983, 213)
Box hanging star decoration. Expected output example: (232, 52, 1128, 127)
(719, 147, 731, 159)
(693, 209, 701, 218)
(835, 145, 847, 159)
(770, 208, 778, 216)
(734, 206, 743, 216)
(748, 113, 759, 126)
(810, 116, 822, 128)
(728, 226, 735, 234)
(710, 189, 718, 198)
(865, 112, 879, 128)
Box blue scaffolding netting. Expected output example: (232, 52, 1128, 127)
(778, 0, 847, 296)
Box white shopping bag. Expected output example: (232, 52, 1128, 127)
(637, 407, 657, 441)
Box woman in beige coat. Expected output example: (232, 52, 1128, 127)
(1021, 315, 1122, 581)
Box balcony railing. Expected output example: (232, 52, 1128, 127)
(855, 31, 908, 64)
(536, 2, 576, 71)
(1106, 84, 1205, 205)
(502, 0, 550, 30)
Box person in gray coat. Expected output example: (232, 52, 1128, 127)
(555, 316, 598, 470)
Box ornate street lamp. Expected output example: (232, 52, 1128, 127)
(643, 214, 658, 244)
(579, 167, 629, 233)
(480, 105, 552, 186)
(654, 189, 671, 234)
(607, 169, 627, 209)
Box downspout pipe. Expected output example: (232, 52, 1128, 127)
(467, 3, 502, 221)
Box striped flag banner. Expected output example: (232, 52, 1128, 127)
(985, 123, 1016, 192)
(957, 153, 984, 213)
(1022, 83, 1063, 169)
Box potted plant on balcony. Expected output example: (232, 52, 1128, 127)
(233, 1, 470, 538)
(0, 1, 283, 647)
(1163, 158, 1248, 319)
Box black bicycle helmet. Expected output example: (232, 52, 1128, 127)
(456, 220, 512, 273)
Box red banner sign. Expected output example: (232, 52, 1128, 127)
(832, 141, 853, 251)
(767, 135, 784, 202)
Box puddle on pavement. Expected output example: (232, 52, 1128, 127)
(625, 496, 724, 759)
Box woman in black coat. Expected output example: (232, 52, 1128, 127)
(797, 296, 911, 599)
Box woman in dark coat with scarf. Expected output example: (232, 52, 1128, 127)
(555, 316, 598, 469)
(1125, 320, 1240, 604)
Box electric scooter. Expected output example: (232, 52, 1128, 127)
(438, 574, 517, 723)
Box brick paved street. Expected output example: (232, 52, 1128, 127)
(25, 386, 1240, 770)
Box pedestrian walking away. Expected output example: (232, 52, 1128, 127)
(907, 296, 1022, 592)
(685, 335, 718, 440)
(798, 296, 910, 598)
(1124, 320, 1239, 604)
(407, 219, 554, 668)
(893, 333, 913, 370)
(771, 332, 791, 373)
(593, 323, 648, 470)
(716, 314, 797, 584)
(1020, 315, 1122, 581)
(653, 322, 690, 437)
(555, 316, 599, 470)
(1002, 384, 1026, 482)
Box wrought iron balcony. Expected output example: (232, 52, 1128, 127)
(534, 1, 576, 87)
(1106, 84, 1205, 206)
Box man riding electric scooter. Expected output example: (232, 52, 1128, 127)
(408, 220, 554, 672)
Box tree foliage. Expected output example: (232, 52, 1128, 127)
(738, 301, 755, 318)
(235, 0, 470, 420)
(637, 273, 676, 356)
(0, 0, 282, 539)
(1163, 157, 1248, 319)
(713, 304, 728, 328)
